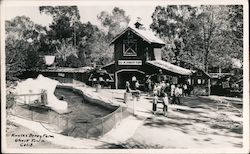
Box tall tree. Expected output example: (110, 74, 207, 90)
(5, 16, 46, 80)
(39, 6, 80, 58)
(227, 5, 243, 61)
(97, 7, 130, 40)
(150, 5, 198, 64)
(150, 5, 242, 72)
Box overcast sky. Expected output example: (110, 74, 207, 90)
(5, 5, 157, 30)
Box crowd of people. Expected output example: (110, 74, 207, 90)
(125, 73, 193, 117)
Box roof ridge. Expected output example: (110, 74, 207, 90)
(110, 26, 165, 45)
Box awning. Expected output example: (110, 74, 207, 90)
(146, 60, 193, 76)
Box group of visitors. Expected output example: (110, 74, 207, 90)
(124, 73, 194, 117)
(126, 76, 140, 92)
(151, 81, 187, 117)
(125, 76, 141, 100)
(148, 78, 193, 116)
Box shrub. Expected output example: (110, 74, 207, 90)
(6, 92, 16, 109)
(193, 86, 208, 96)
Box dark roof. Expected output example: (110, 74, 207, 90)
(37, 67, 93, 73)
(100, 61, 115, 69)
(146, 60, 193, 76)
(197, 70, 211, 78)
(177, 60, 211, 78)
(110, 26, 165, 45)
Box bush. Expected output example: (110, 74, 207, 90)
(192, 86, 209, 96)
(6, 92, 16, 109)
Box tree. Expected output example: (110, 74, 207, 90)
(97, 7, 130, 40)
(39, 6, 80, 58)
(150, 5, 243, 72)
(227, 5, 243, 61)
(150, 5, 198, 64)
(39, 6, 113, 66)
(5, 16, 46, 80)
(77, 22, 113, 66)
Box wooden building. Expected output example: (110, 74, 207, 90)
(101, 21, 194, 89)
(177, 60, 211, 95)
(20, 67, 92, 83)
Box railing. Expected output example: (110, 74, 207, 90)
(10, 100, 130, 138)
(15, 92, 47, 105)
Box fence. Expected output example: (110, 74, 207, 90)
(11, 100, 130, 139)
(15, 92, 47, 105)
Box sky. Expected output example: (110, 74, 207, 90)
(5, 5, 157, 29)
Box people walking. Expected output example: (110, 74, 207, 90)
(147, 78, 153, 96)
(152, 84, 169, 116)
(135, 80, 140, 90)
(131, 76, 137, 90)
(125, 81, 131, 93)
(170, 83, 175, 97)
(172, 84, 181, 105)
(158, 86, 169, 117)
(183, 83, 188, 97)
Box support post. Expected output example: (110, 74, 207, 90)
(208, 78, 211, 95)
(133, 98, 135, 115)
(31, 110, 33, 120)
(114, 111, 116, 128)
(101, 119, 104, 137)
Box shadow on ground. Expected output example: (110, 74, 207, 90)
(96, 138, 164, 149)
(130, 96, 243, 148)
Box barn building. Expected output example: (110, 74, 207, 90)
(100, 21, 194, 89)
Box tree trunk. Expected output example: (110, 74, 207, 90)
(204, 49, 209, 72)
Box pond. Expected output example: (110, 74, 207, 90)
(54, 87, 117, 122)
(12, 86, 122, 138)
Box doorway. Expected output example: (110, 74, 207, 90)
(115, 69, 145, 89)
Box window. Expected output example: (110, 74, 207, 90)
(123, 40, 137, 56)
(197, 79, 201, 84)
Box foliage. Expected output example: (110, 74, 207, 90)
(97, 7, 130, 39)
(5, 16, 46, 80)
(150, 5, 243, 71)
(40, 6, 114, 66)
(151, 5, 197, 63)
(39, 6, 80, 55)
(6, 92, 16, 109)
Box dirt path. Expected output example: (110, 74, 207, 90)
(129, 96, 243, 148)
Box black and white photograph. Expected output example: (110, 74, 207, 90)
(1, 0, 249, 153)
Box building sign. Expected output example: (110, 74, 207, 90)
(118, 60, 142, 65)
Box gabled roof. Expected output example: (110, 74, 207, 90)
(110, 26, 165, 45)
(146, 60, 193, 76)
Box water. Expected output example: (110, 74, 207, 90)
(54, 87, 116, 122)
